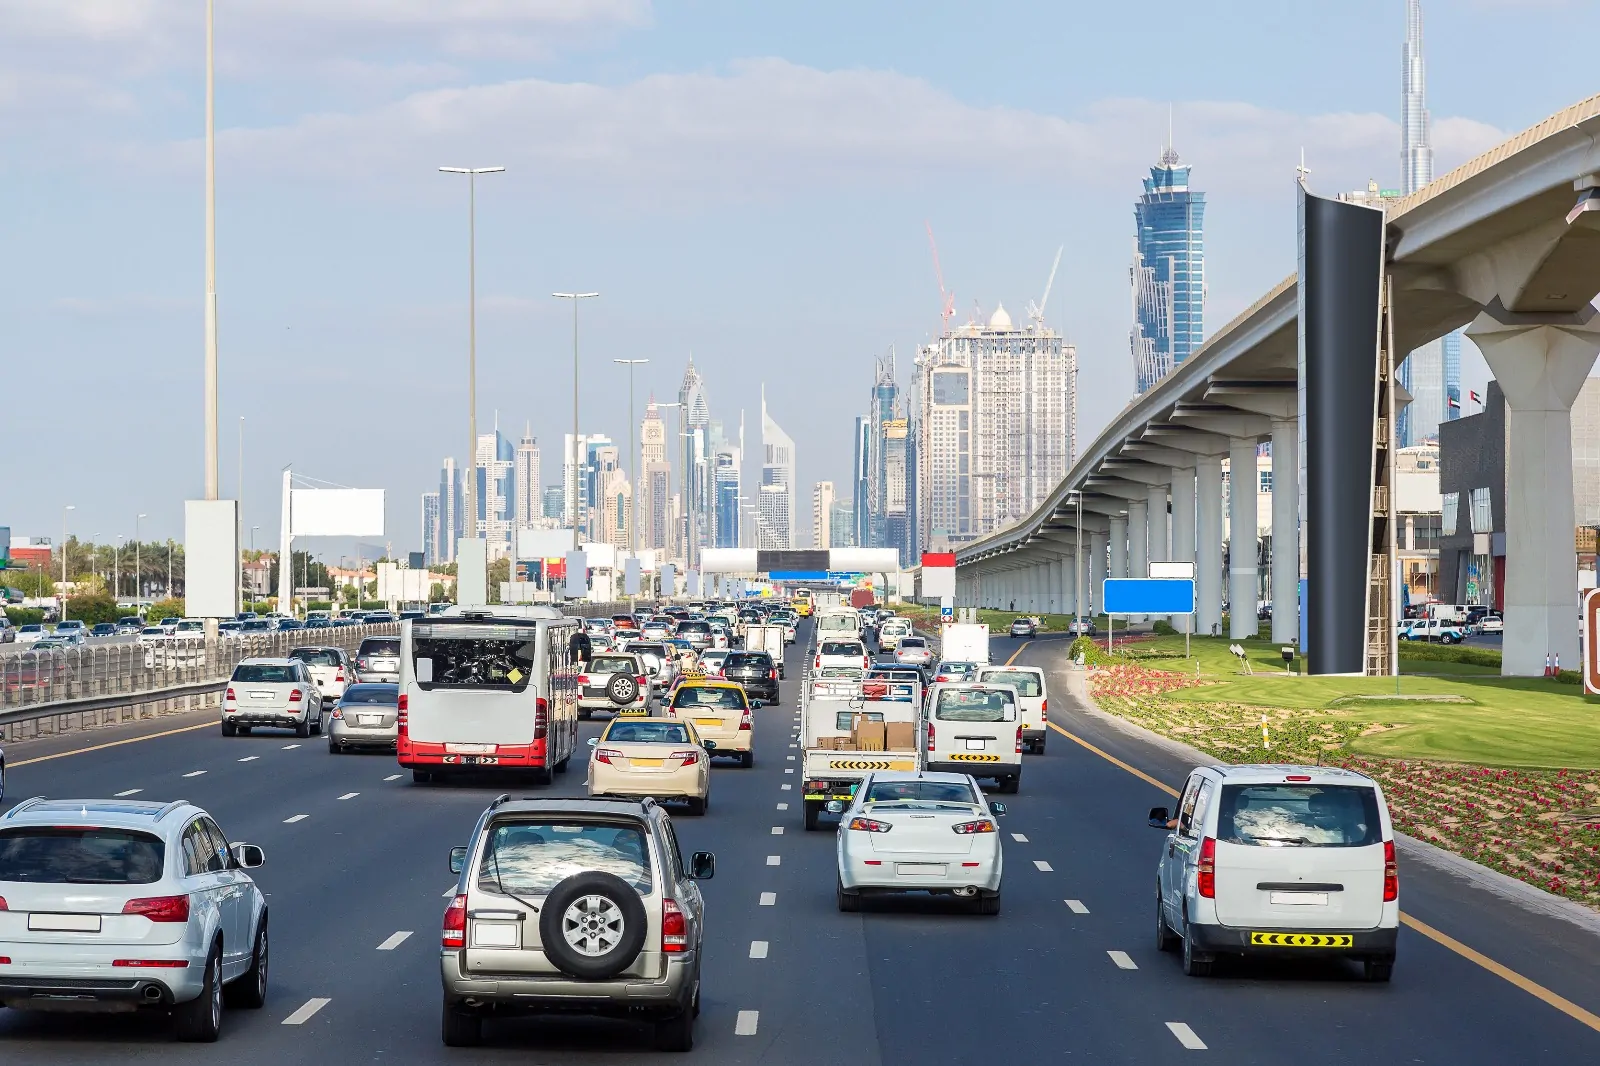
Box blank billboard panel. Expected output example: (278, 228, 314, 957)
(185, 499, 239, 619)
(517, 527, 576, 560)
(291, 489, 385, 537)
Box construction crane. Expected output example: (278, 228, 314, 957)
(924, 221, 955, 331)
(1027, 245, 1064, 327)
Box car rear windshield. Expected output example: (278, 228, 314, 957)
(410, 623, 538, 692)
(673, 687, 744, 709)
(477, 821, 652, 896)
(341, 685, 398, 704)
(676, 621, 711, 634)
(821, 641, 863, 656)
(0, 827, 165, 884)
(817, 616, 858, 632)
(980, 670, 1042, 697)
(232, 664, 297, 683)
(864, 780, 977, 806)
(1217, 784, 1382, 848)
(359, 638, 401, 656)
(818, 666, 863, 679)
(290, 648, 341, 666)
(899, 637, 926, 648)
(725, 653, 771, 669)
(607, 722, 691, 744)
(589, 656, 638, 675)
(935, 688, 1016, 722)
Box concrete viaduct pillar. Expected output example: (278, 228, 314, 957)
(1228, 437, 1261, 640)
(1196, 455, 1224, 636)
(1169, 465, 1196, 632)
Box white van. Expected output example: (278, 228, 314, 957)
(814, 609, 863, 641)
(976, 665, 1048, 754)
(924, 682, 1022, 793)
(1149, 764, 1399, 981)
(398, 609, 580, 785)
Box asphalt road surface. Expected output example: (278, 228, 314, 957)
(0, 622, 1595, 1063)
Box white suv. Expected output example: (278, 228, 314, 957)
(814, 639, 870, 674)
(1149, 764, 1399, 981)
(0, 797, 268, 1040)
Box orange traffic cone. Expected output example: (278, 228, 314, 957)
(1544, 653, 1553, 677)
(1554, 653, 1561, 675)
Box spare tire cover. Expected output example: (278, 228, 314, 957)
(539, 871, 649, 980)
(607, 673, 638, 705)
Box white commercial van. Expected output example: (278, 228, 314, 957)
(1149, 764, 1399, 981)
(975, 665, 1048, 754)
(814, 609, 863, 641)
(398, 607, 580, 785)
(924, 682, 1022, 793)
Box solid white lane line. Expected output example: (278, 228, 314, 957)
(282, 744, 301, 750)
(759, 892, 776, 906)
(1033, 860, 1053, 872)
(377, 931, 413, 951)
(735, 1010, 760, 1036)
(284, 814, 309, 824)
(1011, 833, 1029, 842)
(1108, 951, 1138, 970)
(338, 792, 359, 800)
(114, 788, 143, 797)
(384, 774, 402, 781)
(749, 941, 769, 959)
(771, 826, 784, 835)
(777, 802, 789, 811)
(238, 756, 259, 763)
(1065, 899, 1090, 914)
(282, 997, 331, 1025)
(182, 770, 207, 778)
(767, 855, 781, 866)
(1166, 1022, 1207, 1050)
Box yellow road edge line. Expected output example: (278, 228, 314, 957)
(1003, 640, 1032, 667)
(1044, 717, 1600, 1035)
(11, 720, 217, 768)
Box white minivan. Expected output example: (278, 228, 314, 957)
(1149, 764, 1399, 981)
(924, 682, 1023, 793)
(976, 665, 1048, 754)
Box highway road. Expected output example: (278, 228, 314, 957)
(0, 622, 1596, 1062)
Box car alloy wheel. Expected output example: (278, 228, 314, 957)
(563, 895, 626, 957)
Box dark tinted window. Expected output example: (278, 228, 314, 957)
(359, 638, 401, 656)
(676, 621, 711, 634)
(0, 827, 165, 884)
(478, 821, 652, 895)
(411, 623, 537, 692)
(606, 721, 691, 743)
(934, 687, 1016, 722)
(863, 780, 976, 805)
(232, 664, 298, 683)
(289, 648, 341, 666)
(1217, 784, 1382, 848)
(341, 684, 399, 704)
(725, 653, 772, 669)
(821, 641, 863, 656)
(980, 670, 1042, 697)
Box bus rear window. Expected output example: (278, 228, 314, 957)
(411, 623, 538, 691)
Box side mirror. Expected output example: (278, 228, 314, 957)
(703, 739, 717, 751)
(587, 737, 599, 747)
(689, 851, 716, 880)
(750, 700, 765, 709)
(449, 845, 468, 875)
(989, 802, 1008, 817)
(1148, 806, 1171, 829)
(230, 843, 265, 869)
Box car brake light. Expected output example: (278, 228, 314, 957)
(769, 669, 777, 680)
(335, 670, 345, 682)
(442, 894, 467, 948)
(739, 710, 753, 731)
(577, 675, 590, 686)
(637, 675, 648, 687)
(1383, 840, 1399, 902)
(671, 749, 701, 764)
(331, 706, 343, 719)
(123, 895, 190, 923)
(847, 816, 892, 833)
(952, 819, 996, 834)
(1197, 837, 1217, 898)
(1016, 725, 1024, 754)
(0, 897, 7, 910)
(113, 959, 189, 968)
(595, 747, 622, 765)
(224, 687, 235, 702)
(1285, 774, 1312, 782)
(661, 898, 688, 952)
(814, 655, 821, 669)
(927, 721, 935, 752)
(1041, 698, 1048, 713)
(534, 697, 549, 740)
(289, 688, 303, 703)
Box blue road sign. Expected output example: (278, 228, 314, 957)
(1103, 578, 1195, 615)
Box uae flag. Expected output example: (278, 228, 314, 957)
(1448, 395, 1460, 410)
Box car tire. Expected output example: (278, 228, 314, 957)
(538, 871, 649, 980)
(328, 741, 339, 754)
(1363, 957, 1395, 983)
(579, 707, 592, 721)
(740, 751, 754, 769)
(174, 942, 223, 1042)
(998, 774, 1020, 795)
(685, 795, 707, 816)
(973, 890, 1001, 916)
(804, 800, 822, 831)
(606, 674, 639, 705)
(653, 990, 696, 1052)
(294, 718, 311, 739)
(1181, 919, 1214, 977)
(221, 721, 237, 737)
(836, 876, 861, 912)
(225, 915, 268, 1009)
(1155, 891, 1175, 952)
(441, 1000, 483, 1047)
(411, 769, 433, 784)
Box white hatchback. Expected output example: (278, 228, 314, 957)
(1149, 764, 1399, 981)
(835, 771, 1005, 914)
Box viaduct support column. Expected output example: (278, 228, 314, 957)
(1089, 531, 1109, 618)
(1470, 310, 1600, 676)
(1197, 456, 1224, 636)
(1270, 418, 1300, 645)
(1146, 483, 1169, 566)
(1108, 514, 1129, 600)
(1229, 437, 1261, 639)
(1169, 465, 1196, 632)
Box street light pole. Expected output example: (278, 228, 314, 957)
(553, 292, 600, 553)
(61, 505, 75, 621)
(203, 0, 219, 500)
(136, 513, 146, 603)
(115, 536, 124, 600)
(440, 165, 505, 544)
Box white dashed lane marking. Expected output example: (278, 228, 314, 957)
(1065, 900, 1090, 914)
(749, 941, 769, 959)
(759, 892, 777, 906)
(377, 931, 413, 951)
(786, 755, 795, 761)
(284, 815, 309, 824)
(282, 997, 331, 1025)
(781, 784, 791, 790)
(784, 768, 794, 774)
(282, 744, 301, 750)
(777, 803, 789, 811)
(1108, 951, 1137, 970)
(115, 789, 143, 797)
(182, 771, 207, 778)
(384, 774, 402, 781)
(766, 855, 781, 866)
(1011, 833, 1029, 842)
(1033, 860, 1053, 872)
(1166, 1022, 1207, 1050)
(771, 827, 784, 835)
(735, 1010, 760, 1036)
(338, 792, 359, 800)
(239, 756, 259, 763)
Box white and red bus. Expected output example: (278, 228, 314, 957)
(397, 606, 579, 785)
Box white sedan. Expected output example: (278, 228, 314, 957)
(835, 771, 1006, 915)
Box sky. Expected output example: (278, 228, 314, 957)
(2, 0, 1594, 556)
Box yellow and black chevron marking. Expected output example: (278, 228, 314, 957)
(1249, 932, 1353, 948)
(948, 753, 1002, 762)
(828, 759, 913, 771)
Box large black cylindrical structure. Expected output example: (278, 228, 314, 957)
(1298, 189, 1384, 675)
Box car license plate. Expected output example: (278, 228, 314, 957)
(358, 714, 382, 726)
(1249, 932, 1352, 947)
(631, 758, 665, 767)
(472, 923, 518, 948)
(965, 738, 987, 751)
(29, 913, 101, 932)
(1269, 891, 1329, 906)
(694, 718, 722, 728)
(248, 690, 273, 699)
(442, 755, 499, 765)
(895, 863, 947, 877)
(446, 743, 496, 755)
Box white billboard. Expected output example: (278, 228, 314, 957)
(290, 489, 385, 537)
(624, 557, 641, 596)
(565, 551, 589, 599)
(517, 527, 576, 560)
(458, 539, 488, 607)
(184, 499, 239, 619)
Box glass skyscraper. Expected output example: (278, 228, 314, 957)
(1131, 146, 1206, 394)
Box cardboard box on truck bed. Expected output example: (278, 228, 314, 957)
(884, 722, 917, 751)
(850, 716, 887, 751)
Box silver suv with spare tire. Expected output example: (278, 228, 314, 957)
(439, 795, 714, 1051)
(577, 652, 655, 719)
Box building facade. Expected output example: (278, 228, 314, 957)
(812, 481, 835, 550)
(1131, 146, 1206, 394)
(421, 491, 441, 566)
(437, 457, 463, 563)
(541, 485, 565, 521)
(851, 416, 871, 548)
(757, 483, 790, 550)
(513, 431, 540, 531)
(761, 389, 796, 549)
(829, 500, 855, 549)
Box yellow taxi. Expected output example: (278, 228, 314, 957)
(666, 679, 754, 767)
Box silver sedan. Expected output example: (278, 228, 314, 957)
(327, 683, 400, 753)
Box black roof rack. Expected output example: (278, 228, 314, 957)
(488, 793, 513, 810)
